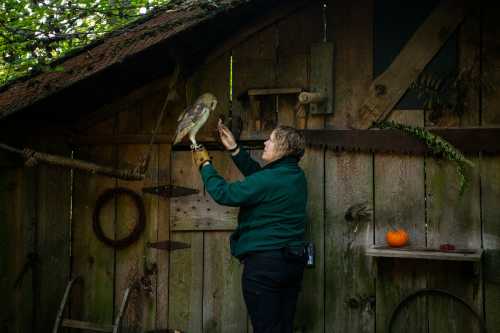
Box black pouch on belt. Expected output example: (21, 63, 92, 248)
(282, 245, 306, 263)
(304, 241, 315, 268)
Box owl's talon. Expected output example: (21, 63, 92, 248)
(190, 143, 204, 151)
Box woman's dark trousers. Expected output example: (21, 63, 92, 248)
(241, 249, 305, 333)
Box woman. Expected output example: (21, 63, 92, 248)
(192, 120, 307, 333)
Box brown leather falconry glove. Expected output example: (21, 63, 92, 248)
(192, 145, 212, 169)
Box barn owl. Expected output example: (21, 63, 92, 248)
(173, 93, 218, 149)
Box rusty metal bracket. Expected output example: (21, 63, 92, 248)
(142, 185, 199, 198)
(300, 127, 500, 154)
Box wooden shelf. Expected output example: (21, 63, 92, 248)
(247, 88, 302, 96)
(366, 245, 483, 262)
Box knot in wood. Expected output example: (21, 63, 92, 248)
(346, 297, 360, 308)
(374, 84, 387, 96)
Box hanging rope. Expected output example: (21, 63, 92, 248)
(137, 63, 182, 174)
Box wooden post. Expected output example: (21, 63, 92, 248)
(481, 3, 500, 332)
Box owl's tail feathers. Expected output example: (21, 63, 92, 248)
(173, 134, 181, 145)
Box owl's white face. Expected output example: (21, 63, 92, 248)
(262, 130, 282, 162)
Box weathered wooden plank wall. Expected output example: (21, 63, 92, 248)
(482, 3, 500, 332)
(278, 4, 325, 333)
(36, 142, 72, 332)
(323, 1, 376, 333)
(426, 6, 482, 332)
(375, 111, 427, 333)
(169, 149, 204, 332)
(0, 154, 35, 333)
(3, 2, 500, 333)
(370, 6, 428, 332)
(72, 134, 117, 327)
(203, 152, 247, 333)
(233, 14, 277, 140)
(0, 139, 70, 333)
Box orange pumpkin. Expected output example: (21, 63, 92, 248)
(386, 229, 409, 247)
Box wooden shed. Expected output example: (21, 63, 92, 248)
(1, 0, 499, 332)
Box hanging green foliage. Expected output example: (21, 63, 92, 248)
(375, 120, 474, 195)
(0, 0, 175, 87)
(409, 61, 495, 122)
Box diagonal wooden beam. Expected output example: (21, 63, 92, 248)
(355, 0, 467, 129)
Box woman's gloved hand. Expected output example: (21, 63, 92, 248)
(192, 145, 211, 169)
(217, 119, 238, 151)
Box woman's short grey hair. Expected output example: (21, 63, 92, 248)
(273, 125, 306, 160)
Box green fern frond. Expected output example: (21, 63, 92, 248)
(376, 120, 474, 195)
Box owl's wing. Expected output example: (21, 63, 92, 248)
(173, 102, 209, 144)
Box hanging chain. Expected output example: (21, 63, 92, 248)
(322, 2, 328, 42)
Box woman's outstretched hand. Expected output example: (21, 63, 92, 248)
(217, 119, 237, 150)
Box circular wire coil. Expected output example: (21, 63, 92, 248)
(92, 187, 146, 249)
(388, 288, 487, 333)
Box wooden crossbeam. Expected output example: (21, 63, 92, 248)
(62, 319, 114, 332)
(356, 0, 467, 129)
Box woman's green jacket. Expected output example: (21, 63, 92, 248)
(200, 147, 307, 259)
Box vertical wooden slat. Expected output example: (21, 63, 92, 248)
(326, 0, 374, 130)
(295, 144, 325, 333)
(233, 22, 277, 140)
(71, 144, 116, 326)
(374, 111, 426, 333)
(458, 6, 481, 127)
(117, 98, 143, 136)
(0, 163, 35, 333)
(290, 3, 325, 332)
(0, 166, 15, 332)
(114, 143, 155, 333)
(72, 112, 118, 327)
(481, 3, 500, 332)
(115, 86, 160, 331)
(202, 151, 246, 333)
(426, 6, 482, 332)
(36, 142, 72, 332)
(0, 167, 14, 331)
(155, 143, 171, 329)
(168, 151, 204, 333)
(276, 5, 313, 128)
(139, 73, 184, 329)
(322, 1, 375, 333)
(203, 230, 246, 333)
(325, 149, 374, 333)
